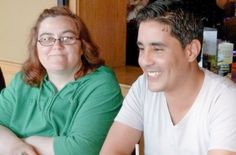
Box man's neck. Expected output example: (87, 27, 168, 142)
(165, 68, 205, 125)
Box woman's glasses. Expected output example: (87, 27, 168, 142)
(38, 36, 80, 46)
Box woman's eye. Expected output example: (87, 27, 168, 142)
(61, 36, 71, 41)
(40, 37, 54, 42)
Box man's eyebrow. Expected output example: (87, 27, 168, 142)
(137, 41, 143, 46)
(137, 41, 167, 47)
(150, 42, 166, 47)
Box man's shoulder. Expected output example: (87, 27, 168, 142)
(204, 69, 236, 90)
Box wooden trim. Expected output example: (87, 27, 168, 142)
(69, 0, 77, 14)
(0, 60, 22, 85)
(113, 66, 143, 85)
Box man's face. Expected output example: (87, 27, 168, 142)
(137, 21, 189, 92)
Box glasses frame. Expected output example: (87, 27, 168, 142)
(37, 36, 80, 47)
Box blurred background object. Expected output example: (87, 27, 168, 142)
(0, 68, 6, 92)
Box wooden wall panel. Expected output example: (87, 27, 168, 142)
(76, 0, 127, 67)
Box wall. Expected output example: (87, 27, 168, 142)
(76, 0, 127, 67)
(0, 0, 57, 64)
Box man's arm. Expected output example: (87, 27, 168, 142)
(100, 122, 142, 155)
(208, 150, 236, 155)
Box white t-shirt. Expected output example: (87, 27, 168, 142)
(115, 69, 236, 155)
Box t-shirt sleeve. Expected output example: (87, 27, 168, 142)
(208, 85, 236, 152)
(0, 73, 20, 126)
(53, 72, 123, 155)
(115, 75, 144, 131)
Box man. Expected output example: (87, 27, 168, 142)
(100, 0, 236, 155)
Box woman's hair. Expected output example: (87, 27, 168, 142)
(22, 6, 104, 87)
(136, 0, 204, 62)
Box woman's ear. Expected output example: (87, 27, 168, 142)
(185, 39, 201, 62)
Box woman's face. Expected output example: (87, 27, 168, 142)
(37, 16, 82, 76)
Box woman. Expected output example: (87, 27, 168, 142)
(0, 6, 123, 155)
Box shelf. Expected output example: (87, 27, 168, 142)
(112, 66, 143, 86)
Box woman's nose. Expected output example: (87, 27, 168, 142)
(52, 39, 64, 48)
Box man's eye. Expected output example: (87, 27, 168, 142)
(153, 47, 164, 52)
(138, 47, 144, 51)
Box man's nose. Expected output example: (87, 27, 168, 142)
(139, 50, 154, 66)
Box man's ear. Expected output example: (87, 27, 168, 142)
(185, 39, 201, 62)
(216, 0, 229, 9)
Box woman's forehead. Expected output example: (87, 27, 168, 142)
(38, 16, 78, 35)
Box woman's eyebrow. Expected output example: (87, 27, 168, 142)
(39, 32, 53, 37)
(39, 30, 78, 37)
(60, 30, 78, 35)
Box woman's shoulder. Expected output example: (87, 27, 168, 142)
(73, 66, 122, 98)
(73, 66, 119, 89)
(86, 66, 116, 81)
(9, 71, 24, 84)
(5, 71, 38, 94)
(95, 65, 115, 76)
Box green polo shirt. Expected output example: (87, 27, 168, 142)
(0, 66, 123, 155)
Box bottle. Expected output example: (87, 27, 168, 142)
(217, 42, 234, 76)
(232, 50, 236, 83)
(231, 63, 236, 82)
